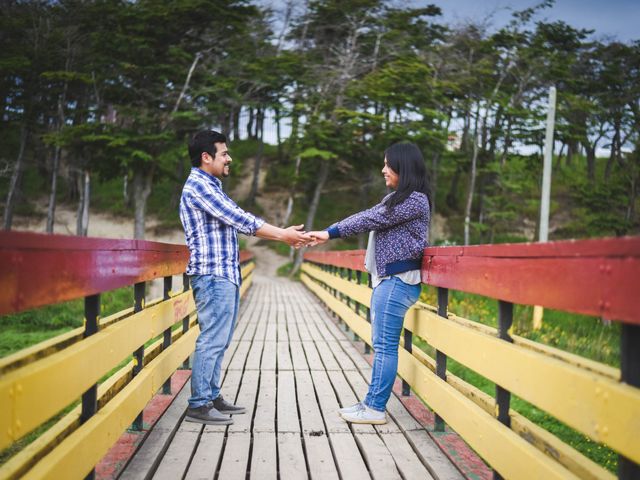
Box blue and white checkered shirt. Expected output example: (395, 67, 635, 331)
(179, 168, 264, 285)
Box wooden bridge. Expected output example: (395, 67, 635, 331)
(0, 231, 639, 480)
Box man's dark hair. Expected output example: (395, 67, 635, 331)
(188, 130, 227, 167)
(384, 142, 432, 211)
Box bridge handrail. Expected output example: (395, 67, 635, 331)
(304, 235, 640, 325)
(302, 235, 640, 480)
(0, 230, 254, 316)
(0, 231, 255, 479)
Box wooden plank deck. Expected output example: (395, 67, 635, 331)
(120, 275, 464, 480)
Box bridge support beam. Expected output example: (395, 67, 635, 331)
(162, 276, 173, 395)
(618, 323, 640, 479)
(493, 300, 514, 480)
(81, 293, 100, 480)
(434, 287, 449, 432)
(131, 282, 145, 431)
(182, 274, 191, 369)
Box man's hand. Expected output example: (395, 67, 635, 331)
(255, 223, 314, 248)
(306, 230, 329, 247)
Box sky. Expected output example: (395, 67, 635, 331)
(422, 0, 639, 42)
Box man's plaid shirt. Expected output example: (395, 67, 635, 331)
(179, 167, 264, 285)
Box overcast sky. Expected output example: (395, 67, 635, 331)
(415, 0, 639, 42)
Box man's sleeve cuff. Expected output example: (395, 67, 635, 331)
(252, 217, 266, 235)
(326, 226, 340, 239)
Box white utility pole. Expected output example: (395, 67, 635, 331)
(533, 86, 557, 329)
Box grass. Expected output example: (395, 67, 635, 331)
(0, 287, 134, 359)
(414, 285, 620, 471)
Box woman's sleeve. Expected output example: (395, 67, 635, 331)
(326, 193, 428, 239)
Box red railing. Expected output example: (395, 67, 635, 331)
(0, 230, 254, 316)
(304, 236, 640, 325)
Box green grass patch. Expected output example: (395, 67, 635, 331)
(0, 286, 133, 358)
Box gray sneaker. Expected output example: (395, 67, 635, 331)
(339, 402, 365, 417)
(212, 395, 246, 415)
(185, 404, 233, 425)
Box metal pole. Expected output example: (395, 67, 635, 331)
(533, 85, 556, 330)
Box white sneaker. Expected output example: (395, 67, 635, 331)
(339, 402, 365, 416)
(341, 405, 387, 425)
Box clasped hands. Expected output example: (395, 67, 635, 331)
(283, 225, 330, 249)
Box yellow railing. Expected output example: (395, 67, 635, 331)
(301, 260, 639, 480)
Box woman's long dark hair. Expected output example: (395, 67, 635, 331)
(384, 142, 432, 210)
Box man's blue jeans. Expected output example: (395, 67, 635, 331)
(364, 276, 421, 412)
(188, 275, 239, 409)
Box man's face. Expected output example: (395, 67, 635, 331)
(203, 142, 232, 178)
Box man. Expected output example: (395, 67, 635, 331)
(179, 130, 310, 425)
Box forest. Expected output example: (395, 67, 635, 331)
(1, 0, 639, 247)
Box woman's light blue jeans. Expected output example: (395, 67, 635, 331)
(364, 276, 421, 412)
(188, 275, 239, 409)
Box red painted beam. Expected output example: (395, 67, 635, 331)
(0, 231, 255, 316)
(304, 236, 640, 325)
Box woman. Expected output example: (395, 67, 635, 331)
(308, 142, 431, 425)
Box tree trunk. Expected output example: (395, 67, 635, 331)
(604, 118, 621, 181)
(46, 146, 62, 233)
(291, 160, 330, 275)
(233, 107, 240, 140)
(500, 116, 513, 166)
(464, 121, 480, 246)
(132, 168, 153, 239)
(76, 170, 90, 236)
(3, 126, 29, 230)
(282, 155, 301, 227)
(275, 107, 282, 163)
(246, 108, 254, 139)
(248, 110, 265, 206)
(585, 143, 596, 182)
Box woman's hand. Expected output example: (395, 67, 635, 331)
(307, 230, 329, 247)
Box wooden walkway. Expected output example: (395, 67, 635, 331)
(120, 275, 464, 480)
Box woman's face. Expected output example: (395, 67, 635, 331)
(382, 156, 399, 189)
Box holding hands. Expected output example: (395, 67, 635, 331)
(278, 225, 329, 249)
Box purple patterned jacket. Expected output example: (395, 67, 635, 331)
(325, 191, 430, 277)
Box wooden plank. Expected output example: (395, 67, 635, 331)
(301, 341, 324, 371)
(217, 432, 251, 480)
(183, 430, 224, 480)
(229, 370, 259, 434)
(245, 339, 265, 371)
(277, 371, 300, 433)
(304, 434, 340, 480)
(278, 432, 308, 480)
(380, 432, 435, 480)
(310, 370, 350, 434)
(354, 432, 401, 480)
(404, 430, 466, 480)
(295, 369, 325, 435)
(290, 338, 309, 372)
(253, 370, 276, 433)
(261, 341, 277, 371)
(329, 433, 371, 480)
(277, 342, 293, 371)
(325, 340, 357, 371)
(152, 427, 200, 480)
(314, 341, 340, 371)
(227, 341, 251, 371)
(250, 432, 277, 480)
(120, 380, 192, 480)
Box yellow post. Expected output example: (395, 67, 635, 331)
(533, 305, 544, 330)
